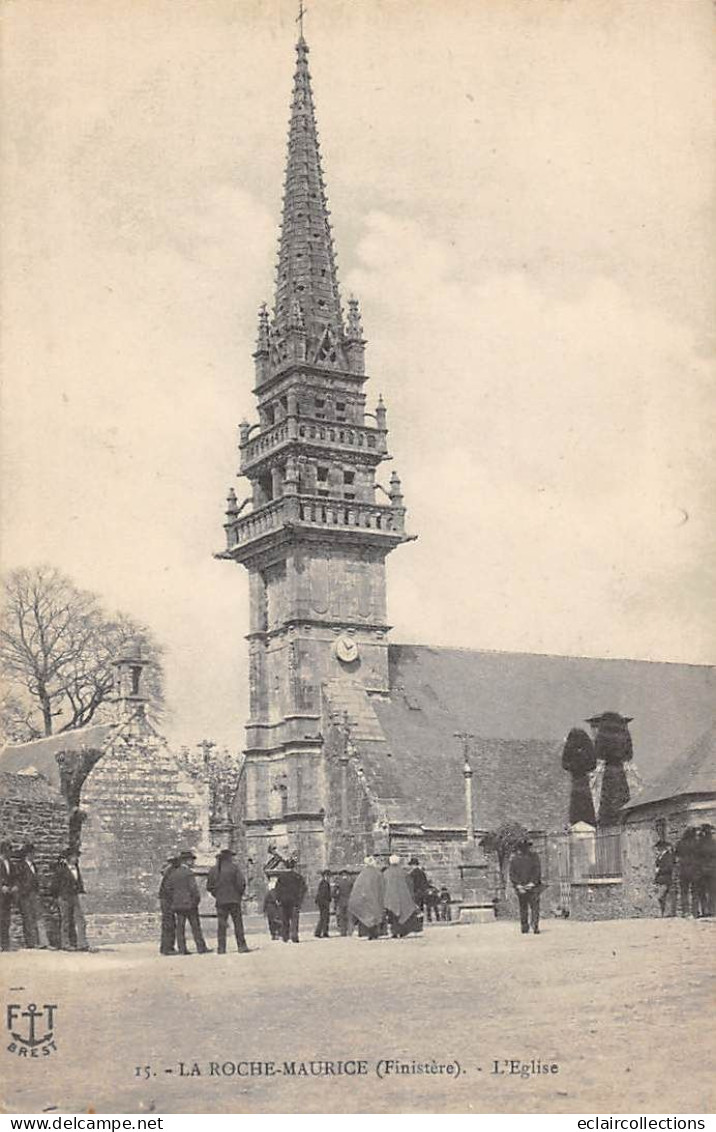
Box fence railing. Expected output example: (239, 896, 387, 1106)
(564, 827, 623, 882)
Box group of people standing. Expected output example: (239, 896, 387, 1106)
(654, 825, 715, 918)
(262, 854, 449, 943)
(0, 841, 87, 952)
(404, 857, 453, 923)
(159, 848, 250, 955)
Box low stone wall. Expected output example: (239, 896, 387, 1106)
(86, 913, 162, 945)
(567, 879, 633, 921)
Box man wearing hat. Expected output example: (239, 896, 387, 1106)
(314, 869, 332, 938)
(206, 849, 249, 954)
(675, 828, 700, 917)
(408, 857, 428, 912)
(695, 825, 715, 918)
(171, 851, 210, 955)
(274, 856, 307, 943)
(653, 836, 677, 917)
(0, 840, 16, 951)
(509, 839, 542, 935)
(50, 849, 89, 951)
(15, 843, 49, 948)
(158, 856, 180, 955)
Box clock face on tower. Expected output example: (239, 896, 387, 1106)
(334, 635, 359, 664)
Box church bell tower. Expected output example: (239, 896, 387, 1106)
(219, 29, 411, 866)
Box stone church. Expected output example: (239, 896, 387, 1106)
(219, 31, 716, 910)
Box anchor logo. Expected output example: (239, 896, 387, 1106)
(6, 1003, 57, 1057)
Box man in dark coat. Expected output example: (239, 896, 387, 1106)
(509, 839, 542, 935)
(263, 881, 282, 940)
(169, 850, 210, 954)
(408, 857, 429, 911)
(15, 843, 49, 948)
(653, 838, 677, 917)
(50, 850, 88, 950)
(274, 857, 307, 943)
(438, 885, 452, 922)
(314, 869, 332, 938)
(0, 840, 16, 952)
(695, 825, 715, 918)
(423, 883, 440, 923)
(206, 849, 249, 954)
(675, 828, 699, 918)
(334, 869, 355, 936)
(158, 856, 179, 955)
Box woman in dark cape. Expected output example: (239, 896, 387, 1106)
(383, 855, 420, 938)
(348, 856, 385, 940)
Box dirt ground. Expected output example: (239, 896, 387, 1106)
(2, 915, 713, 1115)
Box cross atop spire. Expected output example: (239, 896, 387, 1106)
(269, 21, 346, 374)
(296, 0, 307, 42)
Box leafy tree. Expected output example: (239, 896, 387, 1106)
(479, 820, 530, 897)
(0, 565, 163, 741)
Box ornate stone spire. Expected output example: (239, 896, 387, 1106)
(272, 34, 345, 368)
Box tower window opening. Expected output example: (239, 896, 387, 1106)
(317, 466, 328, 482)
(258, 472, 274, 503)
(343, 470, 355, 485)
(264, 404, 276, 426)
(344, 492, 355, 501)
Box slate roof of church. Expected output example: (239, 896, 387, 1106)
(351, 644, 716, 832)
(623, 724, 716, 810)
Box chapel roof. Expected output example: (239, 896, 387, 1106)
(623, 724, 716, 810)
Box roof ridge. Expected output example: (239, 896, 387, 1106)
(390, 641, 716, 671)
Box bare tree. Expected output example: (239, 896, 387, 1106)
(0, 565, 163, 741)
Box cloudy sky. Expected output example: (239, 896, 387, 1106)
(2, 0, 714, 749)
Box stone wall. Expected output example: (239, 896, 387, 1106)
(80, 725, 211, 915)
(0, 771, 69, 947)
(387, 830, 475, 894)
